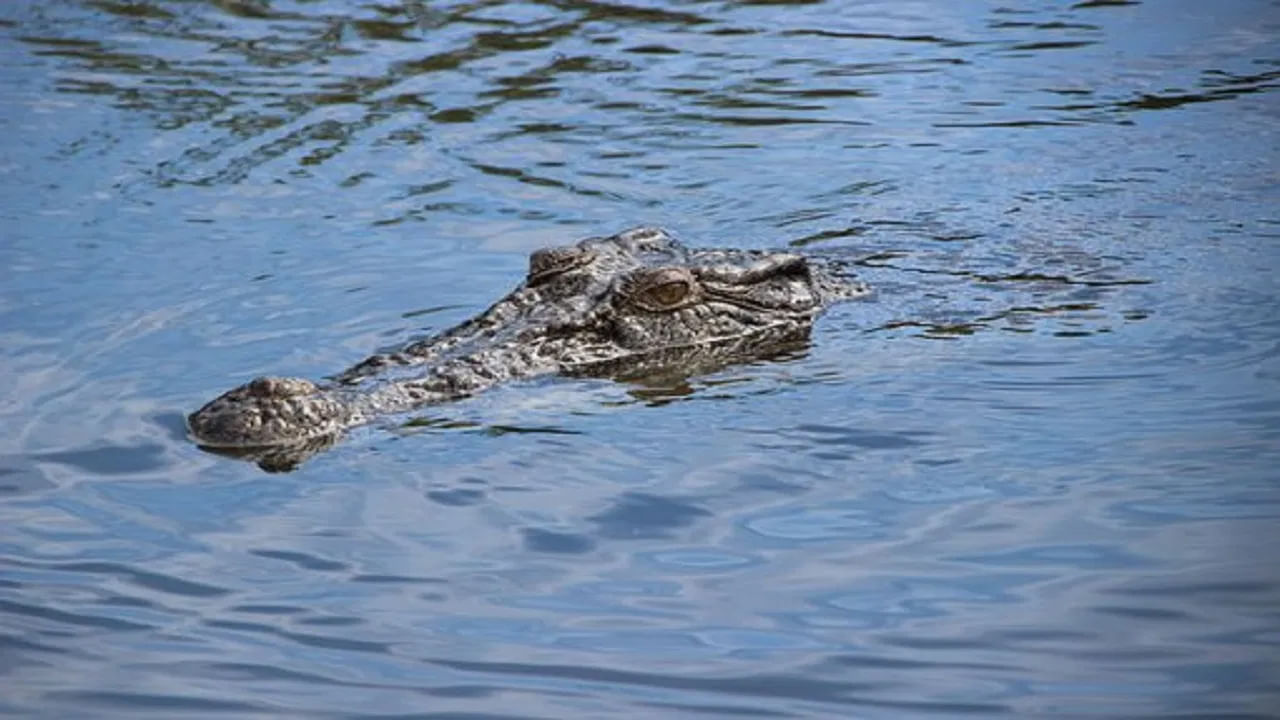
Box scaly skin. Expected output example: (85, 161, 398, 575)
(188, 227, 868, 469)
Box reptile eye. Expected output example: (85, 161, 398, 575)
(528, 246, 593, 286)
(625, 267, 700, 311)
(643, 281, 690, 308)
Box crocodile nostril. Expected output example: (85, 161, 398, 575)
(247, 377, 318, 398)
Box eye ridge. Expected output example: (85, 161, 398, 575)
(527, 247, 595, 286)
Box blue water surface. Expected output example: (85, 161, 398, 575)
(1, 0, 1278, 717)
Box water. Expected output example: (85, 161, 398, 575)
(2, 0, 1278, 717)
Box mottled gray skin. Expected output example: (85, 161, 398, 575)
(188, 227, 868, 469)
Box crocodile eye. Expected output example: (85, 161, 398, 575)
(643, 281, 690, 308)
(626, 268, 700, 311)
(528, 246, 593, 286)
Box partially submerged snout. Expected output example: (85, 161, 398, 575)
(188, 376, 351, 448)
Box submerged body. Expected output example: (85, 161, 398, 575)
(189, 227, 868, 469)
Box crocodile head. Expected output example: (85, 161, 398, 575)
(188, 227, 867, 469)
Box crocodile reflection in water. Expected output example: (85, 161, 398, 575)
(188, 227, 870, 470)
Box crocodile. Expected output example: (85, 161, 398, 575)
(188, 227, 868, 470)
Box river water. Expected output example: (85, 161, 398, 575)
(2, 1, 1278, 717)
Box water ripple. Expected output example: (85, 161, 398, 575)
(2, 0, 1278, 717)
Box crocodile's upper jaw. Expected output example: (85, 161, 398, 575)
(188, 227, 868, 466)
